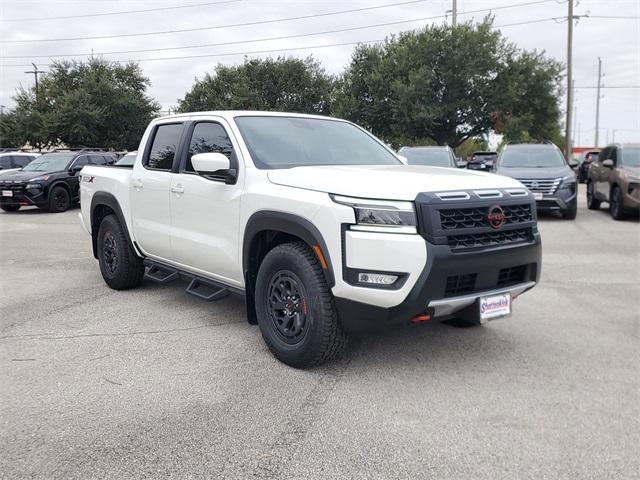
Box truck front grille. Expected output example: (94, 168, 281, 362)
(447, 228, 533, 251)
(439, 204, 532, 230)
(518, 178, 561, 195)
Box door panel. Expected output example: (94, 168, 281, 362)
(130, 122, 183, 259)
(169, 121, 243, 284)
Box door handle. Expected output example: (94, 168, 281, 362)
(171, 184, 185, 194)
(133, 178, 143, 191)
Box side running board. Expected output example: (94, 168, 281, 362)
(144, 261, 179, 283)
(185, 277, 229, 302)
(143, 259, 234, 302)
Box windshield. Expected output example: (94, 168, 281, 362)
(499, 148, 565, 168)
(235, 116, 401, 169)
(621, 148, 640, 167)
(401, 149, 452, 167)
(22, 154, 75, 172)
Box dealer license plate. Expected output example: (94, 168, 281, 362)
(533, 192, 543, 200)
(479, 292, 512, 321)
(2, 190, 13, 197)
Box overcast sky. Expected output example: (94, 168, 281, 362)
(1, 0, 638, 146)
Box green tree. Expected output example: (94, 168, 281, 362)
(333, 18, 563, 148)
(492, 51, 563, 143)
(455, 137, 489, 160)
(178, 56, 334, 114)
(7, 58, 160, 150)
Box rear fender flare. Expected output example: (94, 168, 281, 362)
(89, 192, 140, 259)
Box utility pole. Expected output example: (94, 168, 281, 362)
(24, 63, 45, 102)
(571, 80, 577, 147)
(594, 57, 603, 147)
(451, 0, 457, 26)
(564, 0, 574, 161)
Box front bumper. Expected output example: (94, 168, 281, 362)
(334, 235, 541, 333)
(0, 185, 46, 207)
(534, 189, 576, 211)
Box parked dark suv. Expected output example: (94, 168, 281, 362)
(467, 151, 497, 171)
(495, 143, 578, 219)
(0, 150, 116, 213)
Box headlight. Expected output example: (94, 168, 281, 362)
(331, 194, 417, 233)
(559, 175, 576, 190)
(26, 183, 42, 190)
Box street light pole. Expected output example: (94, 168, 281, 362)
(564, 0, 574, 161)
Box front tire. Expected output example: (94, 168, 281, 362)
(48, 186, 70, 213)
(610, 186, 626, 220)
(586, 181, 601, 210)
(0, 204, 20, 212)
(562, 198, 577, 220)
(255, 242, 347, 368)
(97, 214, 145, 290)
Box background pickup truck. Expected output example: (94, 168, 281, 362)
(79, 111, 541, 368)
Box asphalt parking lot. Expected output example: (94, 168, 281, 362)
(1, 185, 638, 480)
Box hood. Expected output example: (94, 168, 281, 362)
(0, 169, 51, 182)
(621, 166, 640, 178)
(496, 166, 571, 180)
(267, 165, 524, 201)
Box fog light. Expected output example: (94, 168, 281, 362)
(358, 273, 398, 285)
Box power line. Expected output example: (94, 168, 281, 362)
(0, 0, 432, 44)
(0, 0, 558, 60)
(0, 0, 241, 22)
(575, 85, 640, 89)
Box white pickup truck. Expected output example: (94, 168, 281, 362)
(79, 111, 541, 368)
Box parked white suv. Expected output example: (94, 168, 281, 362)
(79, 112, 541, 368)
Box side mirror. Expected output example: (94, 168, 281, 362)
(191, 152, 235, 183)
(602, 159, 614, 168)
(569, 159, 579, 168)
(70, 165, 83, 174)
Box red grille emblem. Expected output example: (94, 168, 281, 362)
(487, 205, 506, 229)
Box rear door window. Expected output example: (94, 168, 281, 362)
(72, 155, 90, 168)
(145, 123, 183, 171)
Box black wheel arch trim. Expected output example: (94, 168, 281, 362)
(243, 210, 335, 287)
(90, 192, 141, 259)
(242, 211, 335, 325)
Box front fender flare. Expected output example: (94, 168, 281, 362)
(243, 210, 335, 288)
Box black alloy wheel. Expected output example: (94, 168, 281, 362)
(266, 270, 309, 344)
(49, 186, 70, 213)
(102, 230, 119, 277)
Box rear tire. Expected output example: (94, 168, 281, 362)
(0, 204, 20, 212)
(610, 186, 626, 220)
(97, 214, 144, 290)
(48, 186, 70, 213)
(255, 242, 347, 368)
(586, 181, 601, 210)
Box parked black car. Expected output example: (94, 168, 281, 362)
(577, 149, 600, 183)
(0, 150, 116, 213)
(495, 143, 579, 220)
(467, 151, 498, 171)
